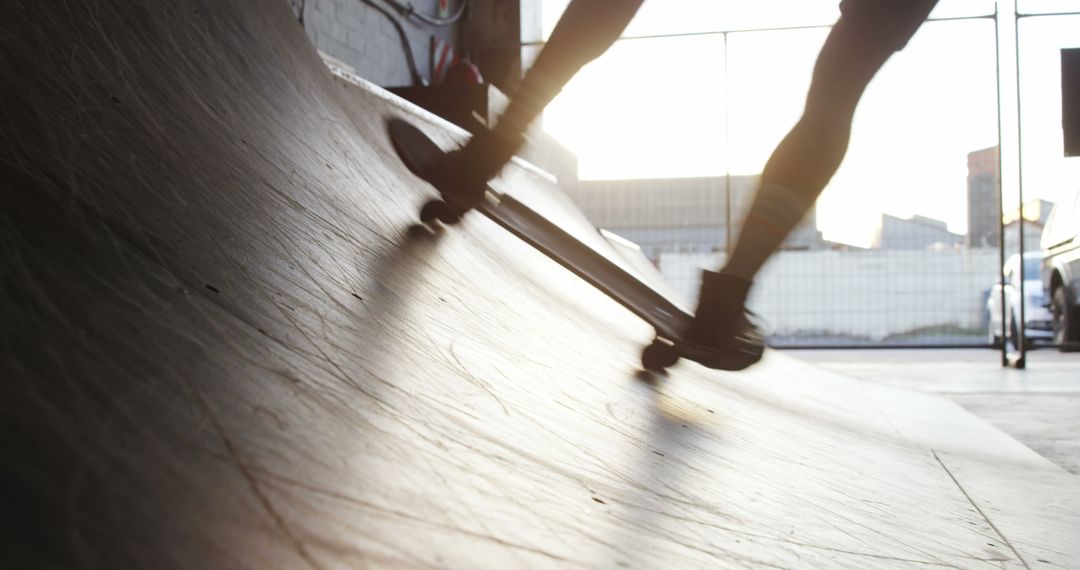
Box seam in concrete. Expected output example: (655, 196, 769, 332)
(932, 450, 1031, 570)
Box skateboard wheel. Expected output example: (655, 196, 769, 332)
(641, 340, 678, 372)
(439, 208, 463, 224)
(420, 200, 461, 225)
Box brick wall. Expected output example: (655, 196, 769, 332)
(287, 0, 459, 87)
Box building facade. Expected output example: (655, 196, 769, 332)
(967, 145, 1000, 248)
(566, 176, 824, 263)
(873, 214, 965, 250)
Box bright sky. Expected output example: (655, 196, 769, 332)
(537, 0, 1080, 247)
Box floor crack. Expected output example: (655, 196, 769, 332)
(932, 450, 1031, 570)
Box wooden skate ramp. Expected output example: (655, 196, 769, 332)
(1, 1, 1077, 568)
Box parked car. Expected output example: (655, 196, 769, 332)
(1041, 191, 1080, 349)
(987, 252, 1054, 347)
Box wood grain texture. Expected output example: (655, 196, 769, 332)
(1, 1, 1076, 568)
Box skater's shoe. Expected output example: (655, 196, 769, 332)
(680, 270, 765, 371)
(425, 147, 489, 213)
(427, 129, 521, 213)
(390, 118, 526, 216)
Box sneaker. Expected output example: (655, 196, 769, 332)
(429, 129, 521, 212)
(426, 147, 489, 212)
(680, 270, 765, 371)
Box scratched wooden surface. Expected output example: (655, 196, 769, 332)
(1, 1, 1077, 568)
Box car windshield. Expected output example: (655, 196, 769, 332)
(1024, 257, 1040, 280)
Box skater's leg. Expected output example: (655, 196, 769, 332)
(722, 0, 938, 280)
(686, 0, 937, 370)
(452, 0, 643, 184)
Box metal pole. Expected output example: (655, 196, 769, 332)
(1013, 2, 1027, 369)
(723, 31, 734, 259)
(994, 3, 1009, 366)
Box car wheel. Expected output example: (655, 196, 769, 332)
(1051, 286, 1079, 351)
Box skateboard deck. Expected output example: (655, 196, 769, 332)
(387, 117, 690, 371)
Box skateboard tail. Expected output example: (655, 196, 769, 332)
(388, 118, 439, 183)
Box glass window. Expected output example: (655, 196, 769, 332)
(1017, 0, 1080, 15)
(1017, 15, 1080, 211)
(726, 19, 998, 247)
(542, 0, 997, 40)
(544, 35, 728, 180)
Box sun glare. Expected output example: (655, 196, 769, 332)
(543, 35, 727, 180)
(537, 4, 1041, 246)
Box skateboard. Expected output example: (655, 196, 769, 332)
(387, 118, 692, 371)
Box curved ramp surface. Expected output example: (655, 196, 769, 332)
(2, 1, 1077, 568)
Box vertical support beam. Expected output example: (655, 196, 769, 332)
(996, 0, 1026, 368)
(723, 32, 734, 259)
(465, 0, 522, 91)
(466, 0, 543, 94)
(994, 2, 1009, 366)
(1012, 5, 1028, 369)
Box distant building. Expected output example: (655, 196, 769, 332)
(872, 214, 964, 250)
(1003, 198, 1055, 254)
(967, 146, 1000, 248)
(564, 176, 824, 263)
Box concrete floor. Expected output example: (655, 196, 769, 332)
(784, 348, 1080, 474)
